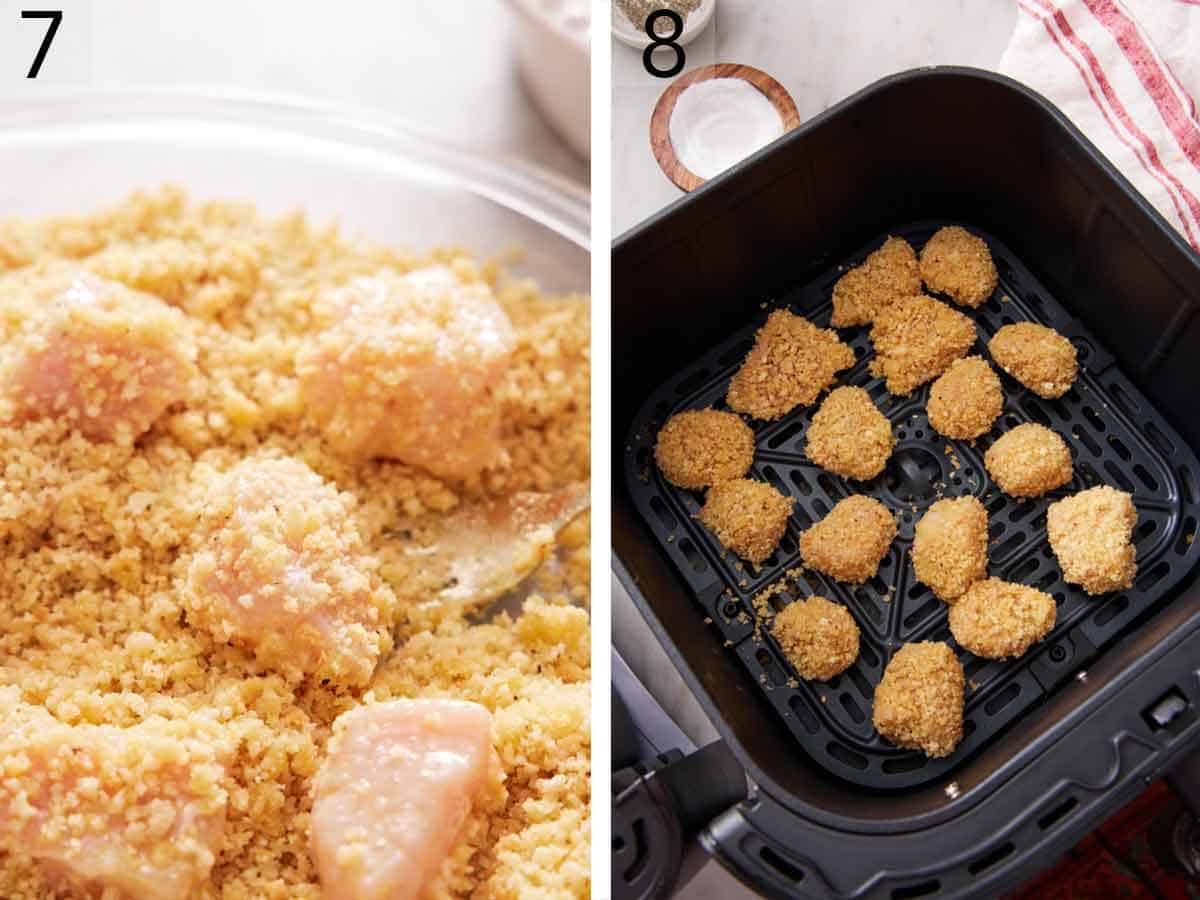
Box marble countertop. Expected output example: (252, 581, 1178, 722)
(612, 0, 1017, 235)
(85, 0, 587, 186)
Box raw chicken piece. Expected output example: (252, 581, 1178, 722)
(0, 698, 228, 900)
(297, 266, 515, 480)
(2, 271, 197, 443)
(183, 457, 396, 685)
(311, 700, 496, 900)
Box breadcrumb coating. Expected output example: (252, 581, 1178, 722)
(799, 495, 896, 584)
(948, 578, 1056, 659)
(726, 310, 854, 420)
(0, 694, 231, 900)
(918, 226, 998, 308)
(911, 496, 988, 603)
(0, 269, 199, 444)
(830, 236, 921, 327)
(926, 356, 1003, 440)
(0, 188, 590, 900)
(988, 322, 1078, 399)
(654, 408, 755, 490)
(1046, 486, 1137, 595)
(804, 386, 894, 481)
(771, 596, 860, 681)
(296, 266, 515, 481)
(699, 479, 793, 564)
(872, 642, 964, 758)
(868, 295, 976, 395)
(984, 423, 1073, 498)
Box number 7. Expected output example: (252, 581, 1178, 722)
(22, 10, 62, 79)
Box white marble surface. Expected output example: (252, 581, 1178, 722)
(85, 1, 588, 186)
(612, 0, 1018, 235)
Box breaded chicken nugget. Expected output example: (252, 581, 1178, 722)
(869, 295, 976, 395)
(949, 578, 1056, 659)
(1047, 485, 1137, 594)
(873, 642, 964, 758)
(699, 478, 793, 564)
(831, 236, 921, 327)
(799, 495, 896, 583)
(727, 310, 855, 420)
(919, 226, 998, 308)
(912, 496, 988, 603)
(805, 386, 895, 481)
(926, 356, 1003, 440)
(988, 322, 1078, 399)
(984, 423, 1073, 498)
(772, 596, 860, 681)
(654, 408, 755, 490)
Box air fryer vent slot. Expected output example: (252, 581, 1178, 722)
(624, 222, 1200, 790)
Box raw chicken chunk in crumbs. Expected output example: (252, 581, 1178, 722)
(926, 356, 1003, 440)
(804, 386, 894, 481)
(799, 495, 896, 584)
(726, 310, 854, 420)
(1047, 486, 1137, 594)
(699, 478, 793, 564)
(869, 295, 976, 395)
(918, 226, 998, 308)
(830, 236, 921, 327)
(984, 423, 1073, 498)
(772, 596, 859, 681)
(873, 642, 964, 758)
(988, 322, 1078, 399)
(948, 578, 1056, 659)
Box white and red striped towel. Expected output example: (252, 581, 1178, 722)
(999, 0, 1200, 251)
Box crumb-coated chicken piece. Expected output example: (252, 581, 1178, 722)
(869, 295, 976, 395)
(772, 596, 860, 681)
(1047, 485, 1137, 594)
(984, 423, 1073, 498)
(949, 577, 1056, 659)
(799, 495, 896, 584)
(831, 236, 921, 327)
(988, 322, 1078, 399)
(927, 356, 1003, 440)
(912, 496, 989, 603)
(296, 265, 515, 481)
(804, 386, 894, 480)
(726, 310, 854, 420)
(699, 478, 794, 563)
(919, 226, 998, 308)
(873, 642, 964, 758)
(654, 408, 755, 489)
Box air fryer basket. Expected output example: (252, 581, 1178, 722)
(613, 69, 1200, 899)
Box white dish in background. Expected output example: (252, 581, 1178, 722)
(611, 0, 716, 49)
(506, 0, 591, 160)
(0, 90, 589, 295)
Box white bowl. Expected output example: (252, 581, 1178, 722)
(611, 0, 716, 50)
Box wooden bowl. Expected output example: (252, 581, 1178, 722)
(650, 63, 801, 192)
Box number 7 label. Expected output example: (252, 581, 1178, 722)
(21, 9, 62, 78)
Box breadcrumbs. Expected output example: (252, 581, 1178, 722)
(726, 310, 854, 420)
(799, 495, 896, 584)
(771, 596, 859, 680)
(919, 226, 998, 308)
(830, 236, 921, 327)
(0, 188, 590, 900)
(926, 356, 1003, 440)
(988, 322, 1078, 399)
(948, 578, 1056, 659)
(984, 423, 1073, 498)
(1046, 485, 1137, 595)
(654, 408, 754, 489)
(869, 295, 976, 395)
(911, 496, 988, 603)
(699, 479, 793, 564)
(872, 642, 964, 758)
(804, 386, 894, 481)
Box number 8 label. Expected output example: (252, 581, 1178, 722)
(642, 10, 685, 79)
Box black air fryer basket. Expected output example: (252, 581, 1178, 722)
(612, 68, 1200, 899)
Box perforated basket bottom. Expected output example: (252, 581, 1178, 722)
(623, 222, 1200, 790)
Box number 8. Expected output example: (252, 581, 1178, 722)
(642, 10, 685, 79)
